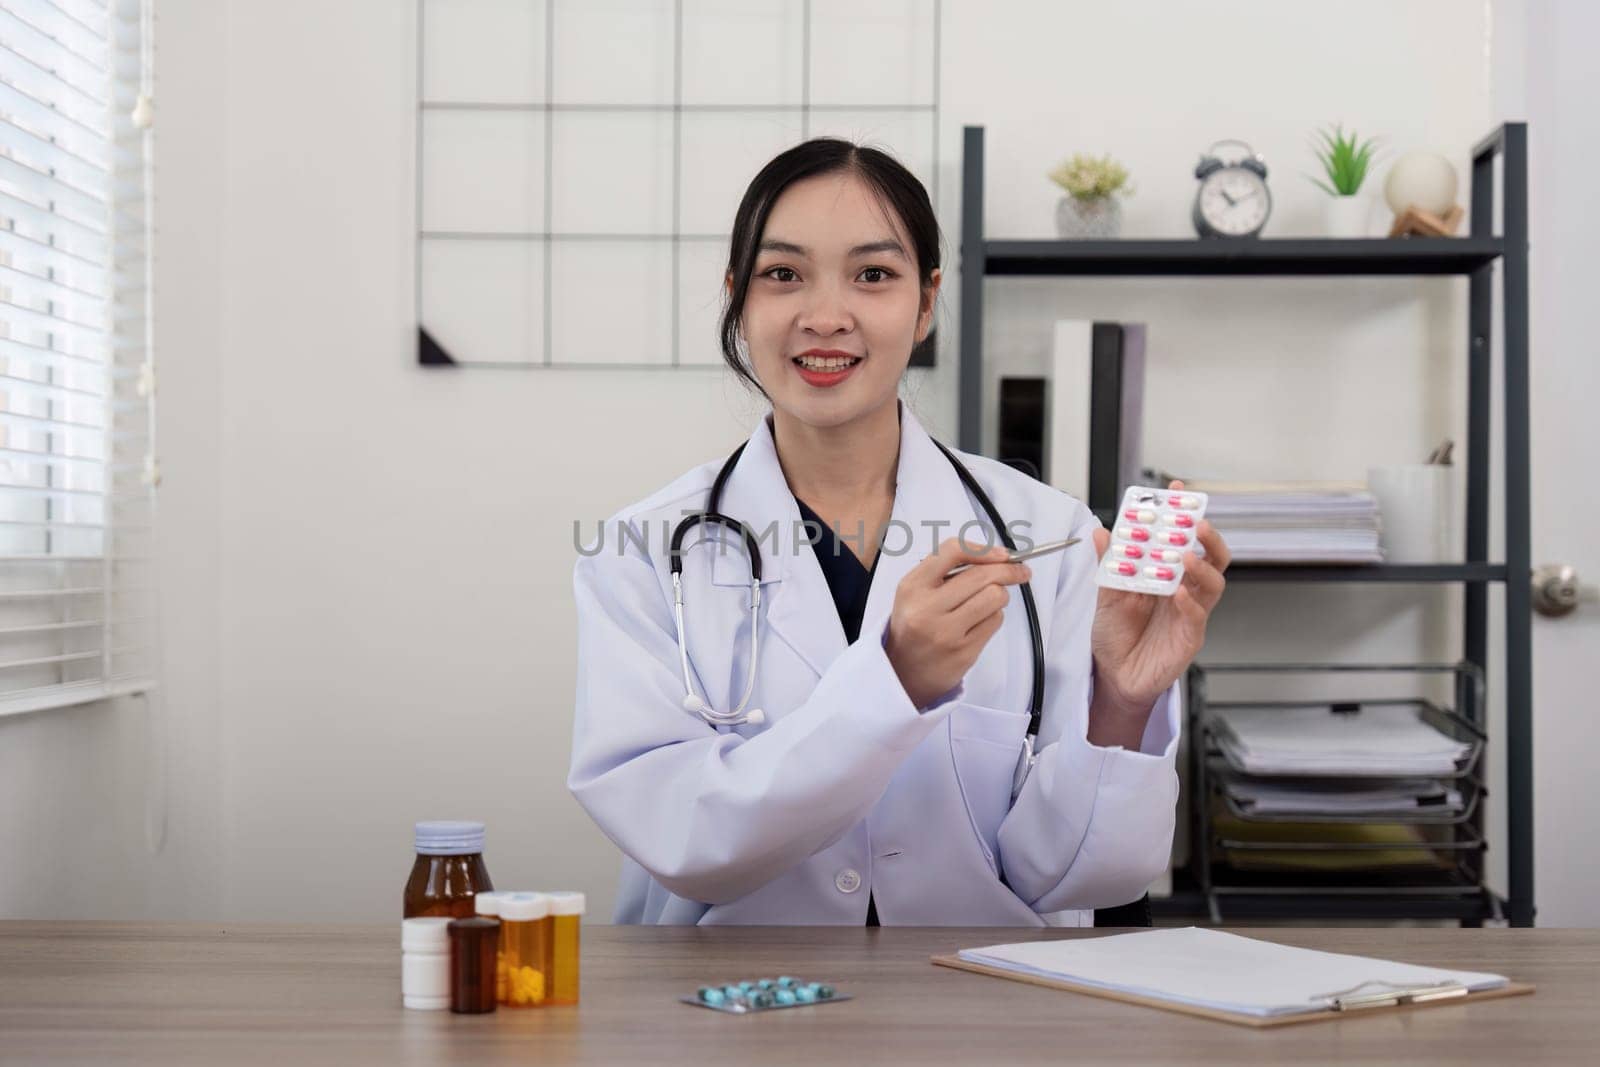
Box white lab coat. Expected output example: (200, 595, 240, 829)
(568, 403, 1180, 925)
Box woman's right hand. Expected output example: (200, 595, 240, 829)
(884, 537, 1032, 709)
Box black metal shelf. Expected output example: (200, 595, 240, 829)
(958, 122, 1534, 926)
(1153, 867, 1502, 924)
(984, 237, 1507, 277)
(1155, 891, 1498, 923)
(1227, 563, 1508, 583)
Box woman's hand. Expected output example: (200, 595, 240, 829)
(1088, 480, 1231, 748)
(886, 537, 1032, 709)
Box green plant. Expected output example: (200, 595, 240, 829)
(1047, 153, 1132, 200)
(1310, 123, 1379, 196)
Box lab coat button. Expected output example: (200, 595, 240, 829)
(834, 869, 862, 894)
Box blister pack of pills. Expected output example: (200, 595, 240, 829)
(681, 975, 850, 1014)
(1096, 485, 1208, 596)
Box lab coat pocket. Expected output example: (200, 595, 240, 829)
(948, 700, 1030, 874)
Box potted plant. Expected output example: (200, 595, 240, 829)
(1310, 123, 1380, 237)
(1048, 153, 1132, 238)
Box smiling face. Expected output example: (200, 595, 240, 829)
(735, 170, 940, 431)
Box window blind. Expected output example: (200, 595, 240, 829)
(0, 0, 156, 716)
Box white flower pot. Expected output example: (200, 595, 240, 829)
(1323, 195, 1369, 238)
(1055, 195, 1121, 239)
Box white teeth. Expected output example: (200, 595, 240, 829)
(796, 356, 858, 371)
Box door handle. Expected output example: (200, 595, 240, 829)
(1532, 563, 1598, 618)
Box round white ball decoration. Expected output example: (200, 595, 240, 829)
(1384, 152, 1459, 216)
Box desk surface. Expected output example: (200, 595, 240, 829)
(2, 923, 1595, 1065)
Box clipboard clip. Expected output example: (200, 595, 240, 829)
(1318, 979, 1471, 1012)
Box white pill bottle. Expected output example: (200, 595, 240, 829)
(401, 916, 452, 1010)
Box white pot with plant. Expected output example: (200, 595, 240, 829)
(1048, 153, 1131, 239)
(1310, 123, 1379, 237)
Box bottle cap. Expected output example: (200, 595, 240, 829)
(499, 892, 550, 921)
(546, 891, 587, 916)
(414, 820, 486, 856)
(401, 916, 452, 952)
(473, 891, 506, 917)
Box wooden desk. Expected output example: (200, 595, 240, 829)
(2, 923, 1594, 1064)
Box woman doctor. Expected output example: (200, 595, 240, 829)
(569, 139, 1230, 926)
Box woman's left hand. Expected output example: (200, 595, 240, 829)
(1088, 480, 1231, 738)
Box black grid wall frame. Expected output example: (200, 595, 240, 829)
(415, 0, 943, 370)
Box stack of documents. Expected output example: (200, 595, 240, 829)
(1210, 815, 1449, 872)
(955, 928, 1508, 1020)
(1214, 705, 1472, 777)
(1208, 706, 1472, 872)
(1220, 773, 1465, 816)
(1188, 480, 1383, 563)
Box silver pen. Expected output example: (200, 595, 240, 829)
(945, 536, 1082, 576)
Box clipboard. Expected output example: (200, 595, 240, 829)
(931, 953, 1535, 1029)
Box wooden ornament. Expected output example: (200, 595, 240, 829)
(1389, 203, 1465, 238)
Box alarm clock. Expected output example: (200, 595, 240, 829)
(1192, 140, 1271, 238)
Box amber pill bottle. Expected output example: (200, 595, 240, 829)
(545, 892, 585, 1005)
(473, 892, 509, 1002)
(403, 821, 494, 919)
(447, 917, 500, 1014)
(498, 893, 552, 1007)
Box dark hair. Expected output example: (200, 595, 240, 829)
(719, 138, 942, 395)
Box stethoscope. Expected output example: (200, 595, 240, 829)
(668, 437, 1048, 795)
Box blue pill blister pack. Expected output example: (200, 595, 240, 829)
(681, 975, 851, 1014)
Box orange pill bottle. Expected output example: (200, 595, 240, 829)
(545, 892, 584, 1005)
(498, 892, 552, 1007)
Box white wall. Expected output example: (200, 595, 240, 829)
(205, 0, 761, 920)
(12, 0, 1590, 924)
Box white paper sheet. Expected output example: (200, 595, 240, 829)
(1215, 705, 1471, 777)
(1193, 481, 1384, 563)
(1221, 774, 1464, 815)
